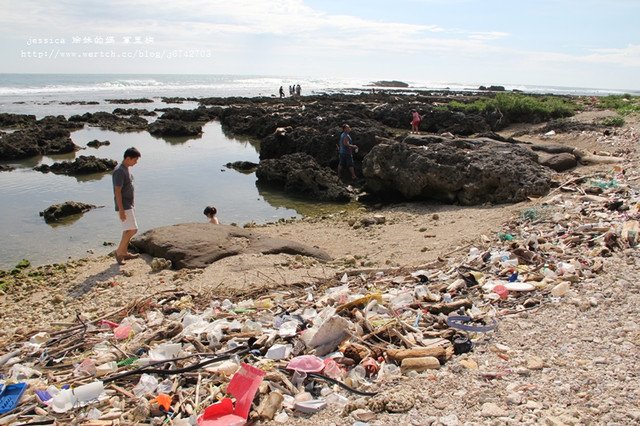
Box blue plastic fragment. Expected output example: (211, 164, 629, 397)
(35, 389, 52, 402)
(446, 315, 497, 333)
(0, 382, 28, 414)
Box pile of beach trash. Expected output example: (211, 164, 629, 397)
(0, 162, 638, 425)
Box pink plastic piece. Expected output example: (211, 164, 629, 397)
(197, 363, 266, 426)
(492, 285, 508, 300)
(285, 355, 325, 373)
(322, 358, 345, 380)
(113, 324, 132, 340)
(99, 320, 119, 329)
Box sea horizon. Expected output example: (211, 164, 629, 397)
(1, 73, 638, 102)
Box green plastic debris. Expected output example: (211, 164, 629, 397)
(590, 179, 618, 189)
(498, 233, 515, 241)
(117, 357, 138, 367)
(521, 208, 539, 221)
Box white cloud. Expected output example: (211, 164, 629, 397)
(0, 0, 497, 54)
(1, 0, 637, 89)
(468, 31, 509, 41)
(584, 44, 640, 67)
(520, 44, 640, 68)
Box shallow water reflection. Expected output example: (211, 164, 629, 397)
(0, 121, 315, 269)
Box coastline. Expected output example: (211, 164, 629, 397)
(0, 94, 639, 423)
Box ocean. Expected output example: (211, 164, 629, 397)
(0, 74, 637, 269)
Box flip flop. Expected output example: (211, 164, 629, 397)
(124, 253, 139, 260)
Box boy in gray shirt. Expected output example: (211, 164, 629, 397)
(112, 147, 141, 264)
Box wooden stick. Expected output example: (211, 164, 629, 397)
(110, 384, 138, 400)
(195, 373, 202, 410)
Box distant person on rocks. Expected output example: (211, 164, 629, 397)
(337, 124, 358, 181)
(411, 110, 422, 133)
(203, 206, 220, 224)
(112, 147, 141, 265)
(289, 85, 294, 96)
(296, 84, 301, 96)
(279, 86, 285, 98)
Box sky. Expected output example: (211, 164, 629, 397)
(0, 0, 638, 90)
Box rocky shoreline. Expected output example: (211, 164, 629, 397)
(0, 90, 616, 207)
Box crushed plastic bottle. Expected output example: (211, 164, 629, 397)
(132, 374, 158, 397)
(390, 291, 414, 310)
(322, 359, 345, 380)
(556, 262, 576, 275)
(242, 319, 263, 334)
(278, 320, 299, 337)
(156, 379, 173, 394)
(95, 361, 117, 377)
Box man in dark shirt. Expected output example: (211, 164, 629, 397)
(337, 124, 358, 180)
(112, 147, 141, 264)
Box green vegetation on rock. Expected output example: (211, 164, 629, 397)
(447, 93, 577, 123)
(597, 94, 640, 115)
(599, 116, 626, 127)
(15, 259, 31, 269)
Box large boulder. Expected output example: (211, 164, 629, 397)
(112, 108, 156, 116)
(256, 153, 351, 202)
(39, 201, 97, 223)
(220, 105, 285, 138)
(362, 136, 552, 205)
(86, 139, 111, 148)
(34, 155, 117, 175)
(132, 223, 332, 269)
(0, 113, 37, 128)
(157, 106, 218, 121)
(147, 119, 203, 137)
(421, 111, 491, 135)
(225, 161, 258, 173)
(539, 152, 578, 172)
(260, 120, 391, 170)
(371, 105, 490, 135)
(68, 112, 148, 132)
(0, 125, 78, 160)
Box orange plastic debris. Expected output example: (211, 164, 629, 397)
(155, 393, 172, 412)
